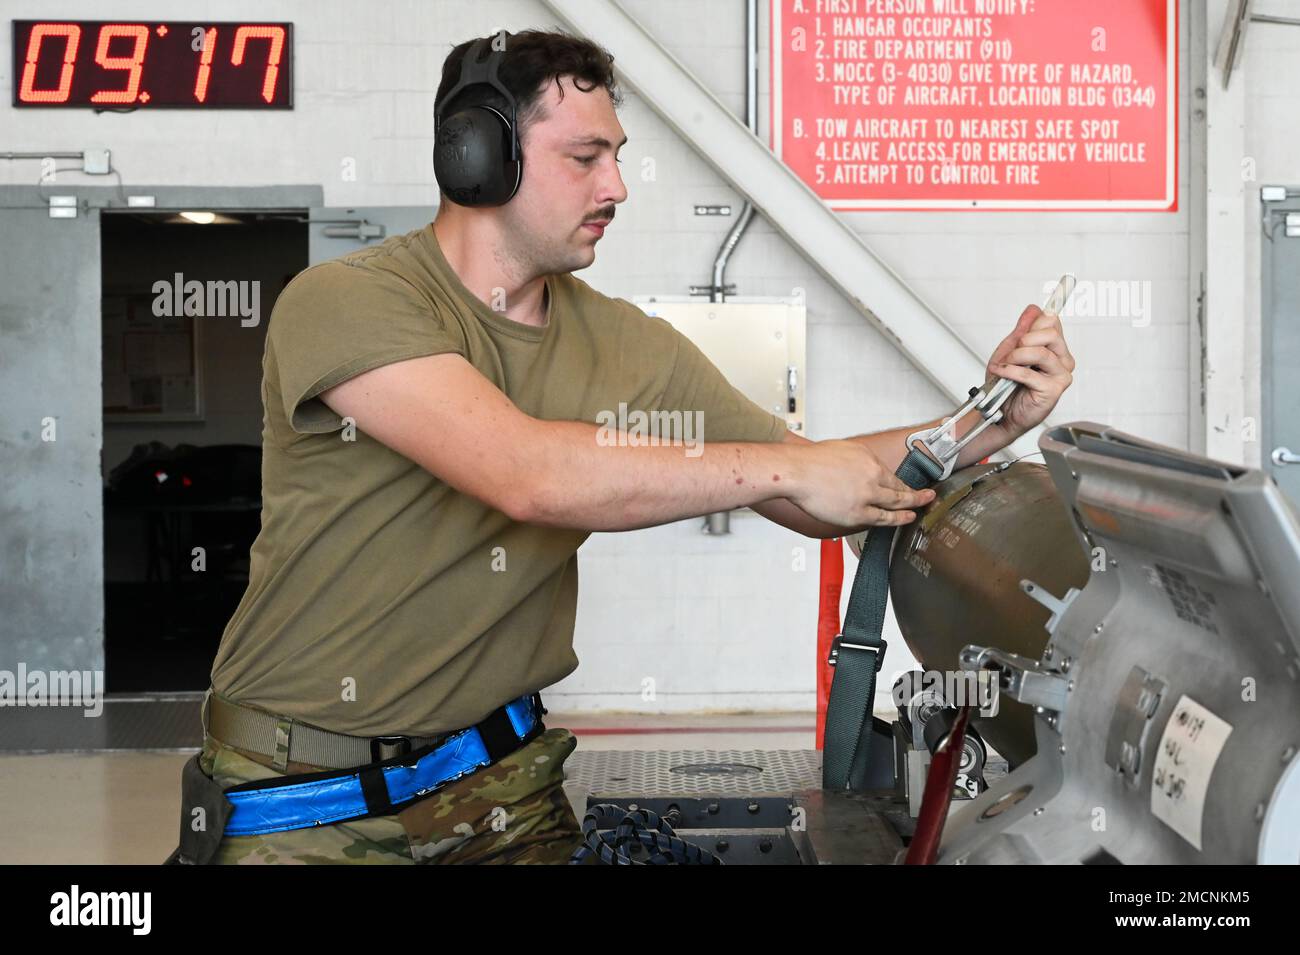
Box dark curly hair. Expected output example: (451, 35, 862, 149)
(436, 29, 623, 140)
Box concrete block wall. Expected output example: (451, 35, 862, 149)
(0, 1, 1213, 711)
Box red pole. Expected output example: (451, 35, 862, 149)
(904, 706, 973, 865)
(815, 537, 845, 750)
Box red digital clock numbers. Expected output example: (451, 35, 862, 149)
(12, 21, 293, 108)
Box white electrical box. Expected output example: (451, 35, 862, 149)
(634, 298, 807, 434)
(82, 148, 111, 175)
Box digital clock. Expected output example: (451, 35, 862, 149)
(12, 20, 293, 108)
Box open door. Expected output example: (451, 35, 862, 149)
(308, 206, 435, 266)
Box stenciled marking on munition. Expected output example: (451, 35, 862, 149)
(937, 525, 963, 549)
(949, 496, 988, 539)
(1148, 563, 1221, 636)
(908, 552, 932, 578)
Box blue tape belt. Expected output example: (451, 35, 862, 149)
(222, 694, 539, 837)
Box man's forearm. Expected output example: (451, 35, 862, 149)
(519, 407, 1015, 537)
(521, 419, 802, 531)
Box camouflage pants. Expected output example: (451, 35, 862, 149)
(199, 727, 584, 864)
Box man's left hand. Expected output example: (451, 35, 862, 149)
(985, 304, 1076, 439)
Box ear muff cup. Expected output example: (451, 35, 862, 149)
(433, 104, 522, 207)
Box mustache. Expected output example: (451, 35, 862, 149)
(584, 208, 616, 223)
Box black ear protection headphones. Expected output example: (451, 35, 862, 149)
(433, 36, 522, 207)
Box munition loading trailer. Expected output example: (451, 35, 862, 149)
(563, 422, 1300, 864)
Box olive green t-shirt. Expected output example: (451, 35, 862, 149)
(209, 223, 786, 737)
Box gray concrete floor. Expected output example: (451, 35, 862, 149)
(0, 711, 819, 864)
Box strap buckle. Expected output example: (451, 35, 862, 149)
(370, 736, 411, 762)
(904, 274, 1076, 482)
(828, 634, 887, 670)
(905, 379, 1017, 482)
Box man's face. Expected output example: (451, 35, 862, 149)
(503, 75, 628, 275)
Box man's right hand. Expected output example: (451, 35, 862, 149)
(787, 439, 936, 530)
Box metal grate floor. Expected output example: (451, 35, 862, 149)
(564, 748, 824, 796)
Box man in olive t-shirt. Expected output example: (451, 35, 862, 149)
(209, 220, 787, 738)
(193, 30, 1073, 865)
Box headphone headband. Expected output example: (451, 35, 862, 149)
(435, 36, 519, 162)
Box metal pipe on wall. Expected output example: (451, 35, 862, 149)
(709, 0, 760, 305)
(702, 0, 761, 536)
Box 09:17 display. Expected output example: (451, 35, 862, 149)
(13, 20, 293, 109)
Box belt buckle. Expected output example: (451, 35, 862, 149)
(370, 735, 411, 762)
(827, 634, 887, 670)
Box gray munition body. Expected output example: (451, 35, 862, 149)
(889, 458, 1090, 768)
(891, 422, 1300, 863)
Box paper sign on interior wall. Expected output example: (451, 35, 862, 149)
(770, 0, 1177, 210)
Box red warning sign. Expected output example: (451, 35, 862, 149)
(770, 0, 1176, 210)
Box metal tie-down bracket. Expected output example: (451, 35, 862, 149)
(958, 645, 1070, 714)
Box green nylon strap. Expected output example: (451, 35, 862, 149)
(822, 447, 944, 791)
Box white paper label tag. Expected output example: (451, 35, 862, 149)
(1150, 695, 1233, 851)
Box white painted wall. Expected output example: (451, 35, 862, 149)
(1, 0, 1270, 714)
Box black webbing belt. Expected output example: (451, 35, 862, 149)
(822, 446, 944, 791)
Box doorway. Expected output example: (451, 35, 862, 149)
(101, 210, 307, 691)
